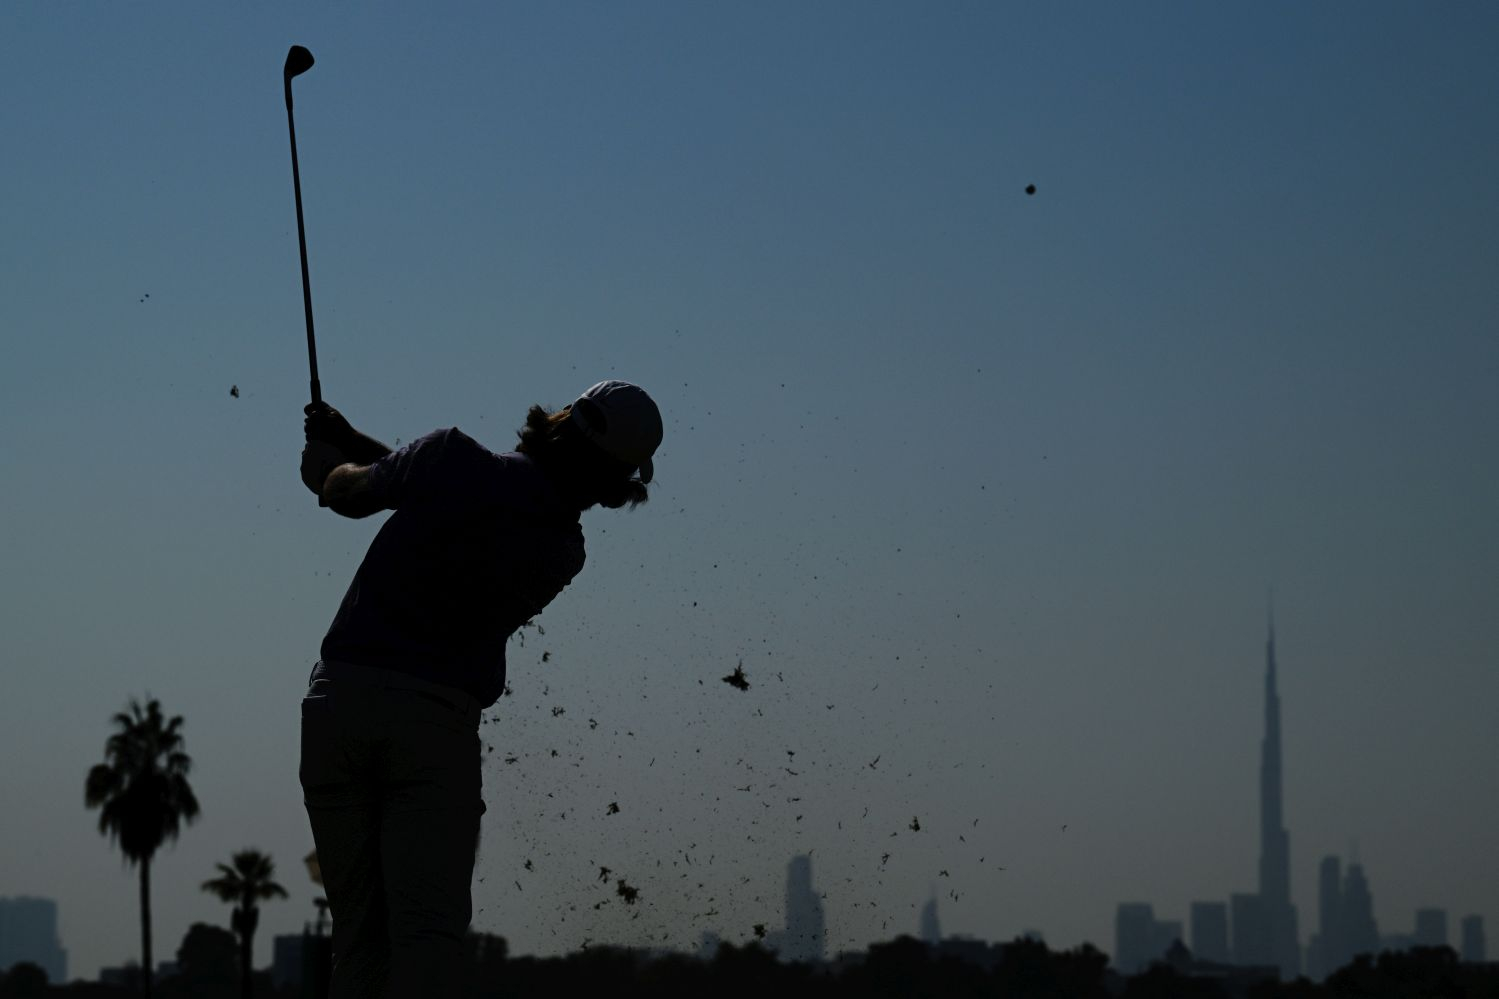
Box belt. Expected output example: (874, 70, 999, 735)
(308, 659, 481, 723)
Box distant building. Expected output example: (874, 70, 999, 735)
(781, 855, 824, 963)
(761, 854, 824, 964)
(697, 930, 722, 962)
(1253, 611, 1300, 979)
(0, 896, 67, 984)
(1340, 864, 1380, 961)
(1221, 610, 1303, 979)
(1461, 915, 1486, 964)
(1307, 855, 1344, 981)
(1152, 920, 1184, 963)
(1190, 902, 1229, 964)
(1231, 893, 1269, 968)
(919, 894, 940, 947)
(272, 934, 304, 990)
(1115, 903, 1183, 975)
(1414, 908, 1448, 948)
(1116, 904, 1155, 975)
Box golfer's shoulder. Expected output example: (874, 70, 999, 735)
(415, 426, 491, 473)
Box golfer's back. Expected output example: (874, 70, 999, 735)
(319, 427, 585, 708)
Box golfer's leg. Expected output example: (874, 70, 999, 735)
(381, 696, 484, 997)
(301, 686, 390, 999)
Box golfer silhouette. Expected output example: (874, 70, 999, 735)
(298, 380, 663, 997)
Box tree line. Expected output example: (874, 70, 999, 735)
(4, 933, 1495, 998)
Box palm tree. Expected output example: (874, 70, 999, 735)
(84, 698, 201, 999)
(201, 849, 289, 999)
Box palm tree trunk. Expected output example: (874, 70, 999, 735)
(140, 855, 153, 999)
(241, 914, 253, 999)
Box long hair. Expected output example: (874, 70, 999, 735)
(516, 404, 649, 510)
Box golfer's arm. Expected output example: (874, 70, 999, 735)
(323, 464, 386, 519)
(346, 431, 394, 465)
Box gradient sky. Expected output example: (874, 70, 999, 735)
(2, 1, 1496, 983)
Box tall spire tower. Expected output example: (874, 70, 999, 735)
(1258, 592, 1300, 977)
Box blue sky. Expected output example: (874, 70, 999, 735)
(2, 1, 1496, 982)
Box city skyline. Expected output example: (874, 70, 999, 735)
(9, 833, 1488, 986)
(1114, 614, 1489, 980)
(4, 598, 1494, 980)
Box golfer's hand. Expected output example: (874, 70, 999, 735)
(302, 441, 350, 505)
(304, 401, 359, 451)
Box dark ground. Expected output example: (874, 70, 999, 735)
(5, 937, 1495, 998)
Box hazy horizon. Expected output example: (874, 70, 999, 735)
(2, 1, 1495, 982)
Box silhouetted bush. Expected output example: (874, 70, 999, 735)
(0, 963, 49, 998)
(1324, 946, 1467, 998)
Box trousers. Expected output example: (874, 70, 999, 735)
(300, 661, 486, 998)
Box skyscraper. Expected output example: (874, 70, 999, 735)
(918, 893, 940, 946)
(0, 897, 67, 985)
(1308, 855, 1344, 980)
(1461, 916, 1486, 964)
(1256, 605, 1300, 978)
(1191, 902, 1230, 964)
(780, 854, 824, 963)
(1340, 863, 1380, 961)
(1115, 903, 1158, 975)
(1231, 893, 1270, 967)
(1413, 909, 1449, 948)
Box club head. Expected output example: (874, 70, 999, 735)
(284, 46, 315, 80)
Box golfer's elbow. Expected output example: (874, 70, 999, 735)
(323, 464, 384, 519)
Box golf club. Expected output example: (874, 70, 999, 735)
(283, 44, 320, 407)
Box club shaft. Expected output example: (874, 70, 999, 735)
(286, 96, 321, 407)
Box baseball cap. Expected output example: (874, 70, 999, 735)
(569, 380, 663, 484)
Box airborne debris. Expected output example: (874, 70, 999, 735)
(722, 661, 750, 691)
(542, 651, 551, 662)
(910, 816, 921, 832)
(607, 801, 620, 815)
(229, 385, 239, 398)
(598, 866, 612, 882)
(1025, 184, 1037, 195)
(615, 879, 639, 904)
(753, 923, 766, 939)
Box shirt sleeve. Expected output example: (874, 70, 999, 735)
(365, 428, 466, 510)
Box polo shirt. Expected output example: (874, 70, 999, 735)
(318, 428, 585, 708)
